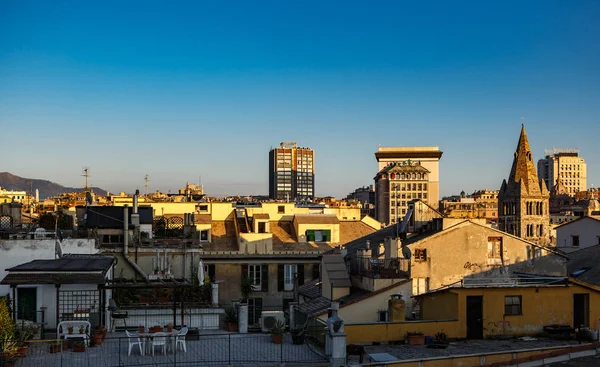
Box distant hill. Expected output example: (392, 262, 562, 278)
(0, 172, 108, 199)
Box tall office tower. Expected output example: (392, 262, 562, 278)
(537, 148, 587, 196)
(269, 142, 314, 201)
(499, 125, 550, 246)
(374, 146, 443, 224)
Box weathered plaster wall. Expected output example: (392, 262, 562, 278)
(409, 223, 566, 290)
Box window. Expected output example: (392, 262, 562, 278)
(487, 237, 502, 259)
(198, 205, 208, 212)
(504, 296, 522, 315)
(278, 206, 285, 214)
(248, 265, 262, 291)
(414, 249, 427, 261)
(284, 264, 297, 291)
(572, 235, 580, 247)
(200, 230, 209, 241)
(377, 311, 388, 322)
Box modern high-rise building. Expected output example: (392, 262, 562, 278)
(499, 125, 550, 246)
(537, 148, 587, 196)
(269, 142, 314, 201)
(374, 146, 443, 224)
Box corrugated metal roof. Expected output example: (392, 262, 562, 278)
(1, 273, 106, 285)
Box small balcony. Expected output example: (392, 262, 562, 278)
(349, 256, 410, 279)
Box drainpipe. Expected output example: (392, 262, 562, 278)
(123, 205, 148, 281)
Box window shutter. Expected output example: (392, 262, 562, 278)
(278, 264, 284, 292)
(241, 264, 248, 280)
(261, 264, 269, 292)
(297, 264, 305, 286)
(208, 264, 216, 282)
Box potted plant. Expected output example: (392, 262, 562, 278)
(0, 299, 18, 366)
(139, 325, 145, 334)
(224, 307, 238, 332)
(78, 325, 86, 334)
(167, 323, 173, 333)
(49, 341, 62, 353)
(67, 326, 74, 334)
(407, 331, 425, 345)
(427, 331, 449, 349)
(154, 266, 160, 275)
(270, 320, 285, 344)
(72, 340, 85, 353)
(240, 277, 252, 303)
(92, 330, 103, 345)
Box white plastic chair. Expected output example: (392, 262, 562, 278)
(152, 332, 167, 356)
(125, 330, 144, 356)
(176, 327, 188, 353)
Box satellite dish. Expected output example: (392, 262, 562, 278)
(86, 192, 93, 205)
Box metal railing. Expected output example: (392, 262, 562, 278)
(0, 332, 328, 367)
(349, 256, 410, 279)
(462, 277, 568, 287)
(116, 307, 224, 331)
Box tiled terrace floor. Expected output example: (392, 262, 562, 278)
(10, 331, 328, 367)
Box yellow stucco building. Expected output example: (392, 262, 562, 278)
(417, 278, 600, 339)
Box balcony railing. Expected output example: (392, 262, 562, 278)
(349, 256, 410, 279)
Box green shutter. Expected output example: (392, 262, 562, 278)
(306, 230, 315, 242)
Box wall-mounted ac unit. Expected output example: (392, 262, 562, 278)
(261, 311, 285, 332)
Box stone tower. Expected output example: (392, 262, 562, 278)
(499, 125, 550, 246)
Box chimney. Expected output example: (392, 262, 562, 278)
(133, 189, 139, 214)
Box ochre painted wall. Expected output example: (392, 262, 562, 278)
(344, 320, 460, 344)
(420, 291, 458, 320)
(419, 284, 600, 338)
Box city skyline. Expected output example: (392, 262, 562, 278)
(2, 1, 599, 197)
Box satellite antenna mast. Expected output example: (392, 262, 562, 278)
(145, 174, 149, 195)
(82, 167, 90, 191)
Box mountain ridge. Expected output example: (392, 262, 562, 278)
(0, 172, 108, 199)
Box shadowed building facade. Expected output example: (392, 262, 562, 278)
(499, 125, 550, 246)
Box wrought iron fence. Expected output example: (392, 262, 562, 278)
(0, 332, 328, 367)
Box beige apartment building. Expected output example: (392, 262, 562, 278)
(537, 148, 587, 196)
(374, 146, 442, 225)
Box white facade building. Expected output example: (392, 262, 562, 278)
(555, 217, 600, 253)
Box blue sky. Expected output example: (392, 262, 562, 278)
(1, 1, 599, 198)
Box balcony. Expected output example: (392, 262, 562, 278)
(349, 256, 410, 279)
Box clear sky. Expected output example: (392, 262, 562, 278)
(1, 1, 599, 198)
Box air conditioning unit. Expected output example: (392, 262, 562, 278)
(261, 311, 285, 332)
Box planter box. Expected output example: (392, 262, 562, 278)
(408, 335, 425, 345)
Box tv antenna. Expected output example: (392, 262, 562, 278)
(82, 167, 90, 191)
(144, 174, 149, 195)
